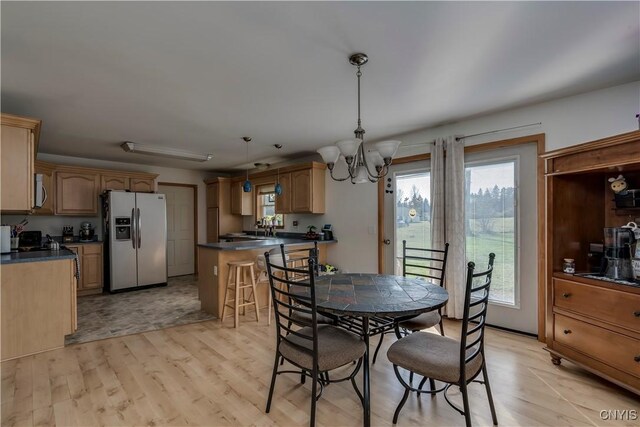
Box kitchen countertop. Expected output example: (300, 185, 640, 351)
(1, 249, 76, 265)
(198, 238, 337, 251)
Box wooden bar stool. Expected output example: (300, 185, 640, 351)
(255, 254, 272, 326)
(221, 260, 260, 328)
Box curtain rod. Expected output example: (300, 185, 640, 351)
(454, 122, 542, 141)
(402, 122, 542, 147)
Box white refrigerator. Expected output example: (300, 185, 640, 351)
(106, 191, 167, 291)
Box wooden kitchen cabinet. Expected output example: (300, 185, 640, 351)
(33, 161, 55, 215)
(291, 164, 325, 213)
(0, 113, 40, 213)
(231, 179, 253, 215)
(101, 174, 130, 192)
(130, 178, 155, 193)
(1, 258, 76, 361)
(66, 243, 103, 295)
(542, 130, 640, 395)
(55, 171, 100, 215)
(204, 177, 242, 242)
(206, 182, 219, 208)
(275, 172, 291, 214)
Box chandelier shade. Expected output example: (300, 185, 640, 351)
(317, 53, 401, 184)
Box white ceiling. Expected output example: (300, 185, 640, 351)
(2, 2, 639, 171)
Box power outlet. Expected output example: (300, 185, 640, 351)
(293, 220, 299, 227)
(213, 266, 218, 276)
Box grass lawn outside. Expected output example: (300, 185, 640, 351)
(395, 219, 515, 304)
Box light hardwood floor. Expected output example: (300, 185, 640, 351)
(1, 314, 638, 426)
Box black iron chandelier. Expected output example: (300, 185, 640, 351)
(317, 53, 401, 184)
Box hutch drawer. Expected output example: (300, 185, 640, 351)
(554, 314, 640, 378)
(553, 278, 640, 333)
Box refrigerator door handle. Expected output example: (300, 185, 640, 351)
(131, 208, 136, 249)
(137, 207, 142, 248)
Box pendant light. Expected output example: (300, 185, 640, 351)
(274, 168, 283, 196)
(317, 53, 401, 183)
(242, 137, 252, 192)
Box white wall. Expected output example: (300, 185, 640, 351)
(316, 81, 640, 273)
(1, 154, 217, 243)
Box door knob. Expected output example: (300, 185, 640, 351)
(383, 239, 391, 245)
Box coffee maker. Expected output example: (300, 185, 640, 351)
(603, 227, 634, 280)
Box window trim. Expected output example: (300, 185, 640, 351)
(464, 155, 521, 309)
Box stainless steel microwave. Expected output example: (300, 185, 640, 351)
(33, 173, 45, 208)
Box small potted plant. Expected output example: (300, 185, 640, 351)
(305, 225, 318, 240)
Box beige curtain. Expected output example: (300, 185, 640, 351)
(430, 136, 466, 319)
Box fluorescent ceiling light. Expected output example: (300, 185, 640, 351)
(121, 141, 213, 162)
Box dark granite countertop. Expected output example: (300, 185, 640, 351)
(50, 236, 102, 244)
(1, 249, 77, 265)
(198, 238, 337, 251)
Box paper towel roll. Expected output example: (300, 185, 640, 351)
(0, 226, 11, 254)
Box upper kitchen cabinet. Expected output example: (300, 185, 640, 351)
(55, 169, 100, 215)
(0, 113, 41, 213)
(101, 172, 156, 193)
(206, 182, 219, 208)
(130, 178, 155, 193)
(100, 174, 129, 192)
(274, 172, 291, 214)
(231, 179, 254, 215)
(291, 163, 325, 214)
(33, 161, 55, 215)
(204, 177, 242, 242)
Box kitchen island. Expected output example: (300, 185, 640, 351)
(1, 249, 77, 361)
(197, 238, 336, 317)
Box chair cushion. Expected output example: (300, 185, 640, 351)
(279, 325, 366, 371)
(398, 311, 441, 331)
(290, 310, 335, 325)
(387, 332, 483, 384)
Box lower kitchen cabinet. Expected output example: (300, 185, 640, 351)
(66, 243, 103, 295)
(1, 258, 76, 361)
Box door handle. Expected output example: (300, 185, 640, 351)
(563, 329, 571, 335)
(383, 239, 391, 245)
(137, 208, 141, 248)
(131, 208, 136, 249)
(562, 293, 571, 298)
(634, 310, 640, 317)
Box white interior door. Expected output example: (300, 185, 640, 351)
(159, 185, 195, 277)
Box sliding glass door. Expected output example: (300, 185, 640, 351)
(382, 143, 538, 334)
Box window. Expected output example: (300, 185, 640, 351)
(464, 159, 517, 305)
(256, 185, 284, 227)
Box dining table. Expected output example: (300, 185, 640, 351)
(294, 273, 449, 427)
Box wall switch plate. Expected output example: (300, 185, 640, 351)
(214, 266, 218, 276)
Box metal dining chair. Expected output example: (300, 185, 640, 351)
(264, 253, 366, 427)
(371, 241, 449, 364)
(387, 253, 497, 427)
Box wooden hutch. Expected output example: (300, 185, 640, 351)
(542, 130, 640, 394)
